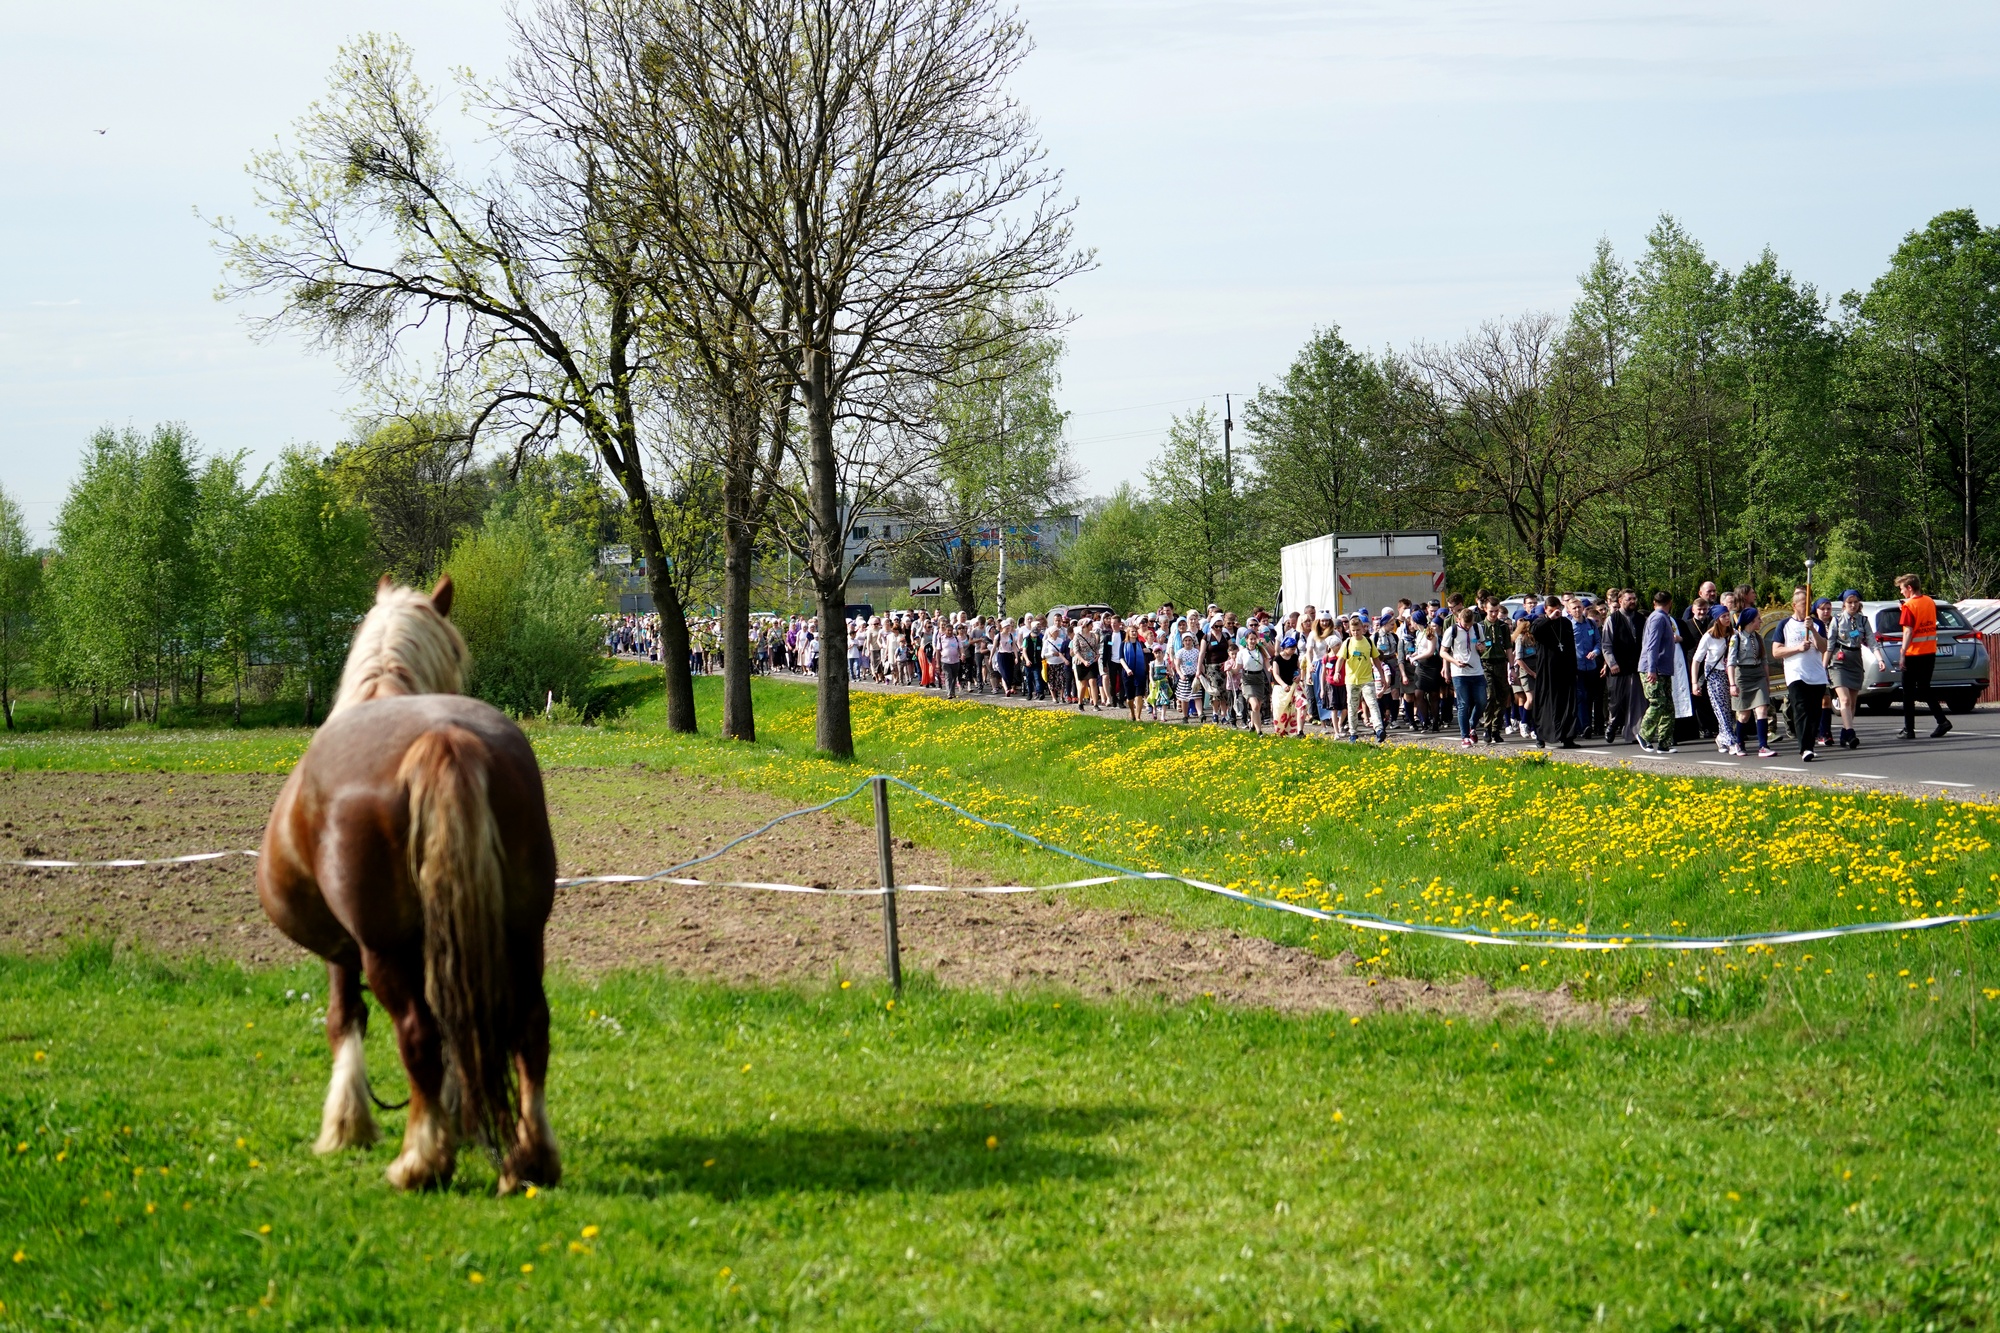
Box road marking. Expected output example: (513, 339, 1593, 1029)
(1765, 766, 1808, 773)
(1922, 780, 1976, 789)
(1697, 760, 1739, 767)
(1838, 772, 1888, 780)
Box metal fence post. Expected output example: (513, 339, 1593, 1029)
(873, 776, 903, 992)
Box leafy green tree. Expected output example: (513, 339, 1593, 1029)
(1146, 407, 1248, 610)
(192, 454, 268, 722)
(1402, 315, 1639, 596)
(0, 484, 40, 729)
(1724, 250, 1839, 591)
(445, 508, 605, 716)
(40, 426, 201, 723)
(488, 451, 629, 555)
(1242, 326, 1391, 547)
(258, 448, 376, 722)
(1023, 486, 1154, 612)
(1842, 208, 2000, 595)
(1625, 216, 1737, 586)
(329, 416, 488, 584)
(913, 310, 1073, 617)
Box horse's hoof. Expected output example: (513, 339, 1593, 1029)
(385, 1149, 454, 1191)
(498, 1145, 563, 1196)
(313, 1114, 380, 1155)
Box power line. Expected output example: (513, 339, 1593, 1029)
(1062, 393, 1223, 419)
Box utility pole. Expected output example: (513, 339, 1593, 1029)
(1223, 393, 1234, 493)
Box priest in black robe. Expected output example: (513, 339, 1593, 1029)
(1530, 595, 1578, 747)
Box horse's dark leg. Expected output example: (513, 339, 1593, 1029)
(363, 945, 456, 1191)
(314, 953, 379, 1153)
(499, 953, 561, 1194)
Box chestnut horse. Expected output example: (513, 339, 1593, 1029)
(257, 576, 561, 1193)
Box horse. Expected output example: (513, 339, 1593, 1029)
(256, 576, 561, 1194)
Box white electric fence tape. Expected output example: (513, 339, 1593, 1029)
(7, 774, 1995, 953)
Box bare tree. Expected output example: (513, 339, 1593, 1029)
(213, 35, 702, 731)
(594, 0, 1089, 756)
(1402, 314, 1654, 594)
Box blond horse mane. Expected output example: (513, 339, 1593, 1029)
(331, 578, 467, 716)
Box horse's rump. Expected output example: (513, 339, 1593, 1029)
(400, 724, 518, 1152)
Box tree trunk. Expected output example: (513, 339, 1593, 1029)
(805, 359, 854, 759)
(950, 540, 977, 617)
(234, 662, 242, 726)
(721, 517, 757, 742)
(629, 507, 698, 735)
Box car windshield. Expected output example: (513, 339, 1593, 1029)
(1938, 605, 1971, 630)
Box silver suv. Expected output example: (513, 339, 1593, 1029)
(1855, 600, 1989, 714)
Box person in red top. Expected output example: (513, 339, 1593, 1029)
(1896, 572, 1952, 740)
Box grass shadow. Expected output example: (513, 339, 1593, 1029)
(585, 662, 666, 722)
(590, 1099, 1149, 1199)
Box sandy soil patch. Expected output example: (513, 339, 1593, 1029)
(0, 767, 1636, 1023)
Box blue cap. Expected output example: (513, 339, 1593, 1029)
(1737, 607, 1759, 627)
(1814, 597, 1832, 610)
(1281, 634, 1298, 648)
(1841, 588, 1860, 601)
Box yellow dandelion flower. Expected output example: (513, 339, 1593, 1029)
(581, 1225, 600, 1238)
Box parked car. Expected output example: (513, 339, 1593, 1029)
(1049, 603, 1114, 621)
(1759, 601, 1988, 714)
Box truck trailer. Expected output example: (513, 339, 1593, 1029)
(1279, 530, 1446, 619)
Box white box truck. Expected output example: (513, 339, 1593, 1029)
(1280, 530, 1445, 618)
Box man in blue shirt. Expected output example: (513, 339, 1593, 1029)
(1570, 598, 1601, 739)
(1637, 590, 1680, 754)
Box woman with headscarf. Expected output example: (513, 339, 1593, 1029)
(1530, 595, 1578, 747)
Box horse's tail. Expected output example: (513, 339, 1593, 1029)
(399, 725, 517, 1155)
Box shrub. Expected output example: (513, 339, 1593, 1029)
(444, 510, 604, 716)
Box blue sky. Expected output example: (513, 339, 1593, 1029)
(5, 1, 1999, 538)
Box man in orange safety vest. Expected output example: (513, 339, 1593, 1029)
(1895, 572, 1951, 740)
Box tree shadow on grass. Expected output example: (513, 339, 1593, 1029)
(587, 1100, 1149, 1199)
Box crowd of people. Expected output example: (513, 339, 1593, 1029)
(605, 573, 1960, 761)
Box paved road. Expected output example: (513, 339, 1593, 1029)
(804, 669, 2000, 802)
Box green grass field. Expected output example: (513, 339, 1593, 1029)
(6, 947, 2000, 1330)
(8, 670, 2000, 1327)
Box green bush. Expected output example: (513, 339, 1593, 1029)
(444, 510, 604, 716)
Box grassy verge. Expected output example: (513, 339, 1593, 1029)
(5, 946, 2000, 1330)
(10, 665, 1998, 1016)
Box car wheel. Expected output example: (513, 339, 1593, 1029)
(1862, 694, 1892, 715)
(1949, 690, 1977, 715)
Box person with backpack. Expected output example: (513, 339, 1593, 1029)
(1342, 613, 1384, 742)
(1478, 594, 1512, 744)
(1728, 606, 1775, 756)
(1443, 606, 1488, 746)
(1825, 589, 1878, 749)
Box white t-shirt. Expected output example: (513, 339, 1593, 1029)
(1778, 616, 1829, 687)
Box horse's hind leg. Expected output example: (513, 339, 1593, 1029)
(314, 955, 380, 1153)
(364, 946, 456, 1191)
(499, 967, 561, 1194)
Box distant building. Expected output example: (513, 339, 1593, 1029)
(844, 508, 1081, 604)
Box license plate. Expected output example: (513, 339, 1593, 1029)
(1937, 645, 1956, 658)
